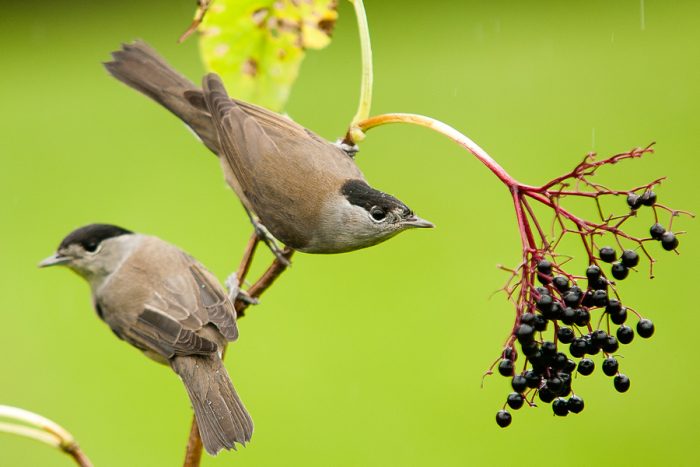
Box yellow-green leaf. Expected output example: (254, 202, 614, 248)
(198, 0, 338, 112)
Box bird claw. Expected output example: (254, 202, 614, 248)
(225, 272, 259, 305)
(252, 223, 291, 267)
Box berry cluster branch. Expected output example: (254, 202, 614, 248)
(0, 405, 93, 467)
(352, 112, 691, 426)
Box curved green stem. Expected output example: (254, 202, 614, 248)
(356, 113, 531, 188)
(348, 0, 373, 136)
(0, 405, 92, 467)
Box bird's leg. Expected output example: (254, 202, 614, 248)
(225, 271, 258, 305)
(225, 232, 260, 306)
(244, 207, 291, 267)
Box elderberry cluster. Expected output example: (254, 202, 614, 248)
(490, 161, 689, 427)
(495, 252, 661, 427)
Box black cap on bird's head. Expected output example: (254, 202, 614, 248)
(40, 224, 133, 268)
(58, 224, 133, 252)
(340, 179, 433, 228)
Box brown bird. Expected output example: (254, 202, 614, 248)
(104, 41, 433, 258)
(39, 224, 253, 455)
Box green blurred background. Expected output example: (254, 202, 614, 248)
(1, 1, 698, 465)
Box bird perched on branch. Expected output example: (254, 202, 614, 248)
(39, 224, 253, 455)
(105, 41, 433, 260)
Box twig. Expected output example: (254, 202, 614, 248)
(182, 247, 295, 467)
(0, 405, 93, 467)
(347, 0, 373, 141)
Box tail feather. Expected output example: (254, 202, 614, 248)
(104, 40, 221, 154)
(171, 355, 253, 455)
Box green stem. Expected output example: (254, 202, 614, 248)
(349, 0, 373, 137)
(0, 405, 93, 467)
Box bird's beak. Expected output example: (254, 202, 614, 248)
(38, 253, 71, 268)
(403, 216, 435, 229)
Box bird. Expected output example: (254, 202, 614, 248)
(39, 223, 253, 455)
(104, 41, 433, 258)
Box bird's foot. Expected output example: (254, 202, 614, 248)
(225, 272, 259, 305)
(252, 222, 291, 267)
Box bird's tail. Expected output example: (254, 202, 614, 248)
(103, 41, 220, 154)
(171, 354, 253, 455)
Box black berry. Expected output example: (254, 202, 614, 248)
(640, 190, 657, 206)
(577, 358, 595, 376)
(496, 410, 512, 427)
(511, 375, 527, 393)
(586, 265, 602, 282)
(599, 247, 617, 263)
(602, 335, 619, 353)
(536, 295, 553, 314)
(584, 336, 600, 355)
(614, 374, 631, 393)
(521, 341, 539, 357)
(538, 387, 556, 403)
(569, 338, 587, 358)
(637, 319, 655, 338)
(542, 302, 563, 320)
(537, 260, 553, 275)
(563, 359, 577, 374)
(533, 314, 548, 332)
(574, 308, 591, 326)
(621, 250, 640, 268)
(661, 232, 679, 251)
(552, 275, 570, 293)
(602, 357, 619, 376)
(561, 307, 577, 325)
(551, 352, 568, 370)
(541, 341, 557, 356)
(546, 377, 564, 394)
(520, 312, 535, 325)
(502, 347, 516, 361)
(567, 395, 585, 414)
(650, 223, 665, 240)
(564, 290, 582, 308)
(593, 289, 608, 307)
(524, 370, 541, 388)
(507, 392, 524, 410)
(552, 398, 569, 416)
(498, 359, 515, 376)
(627, 194, 642, 210)
(591, 330, 608, 347)
(606, 301, 627, 325)
(516, 324, 535, 344)
(617, 325, 634, 344)
(557, 327, 575, 344)
(611, 262, 629, 280)
(606, 299, 622, 313)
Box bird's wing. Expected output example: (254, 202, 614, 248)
(202, 73, 362, 248)
(102, 243, 239, 360)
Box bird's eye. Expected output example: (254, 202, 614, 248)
(84, 241, 99, 253)
(369, 206, 386, 222)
